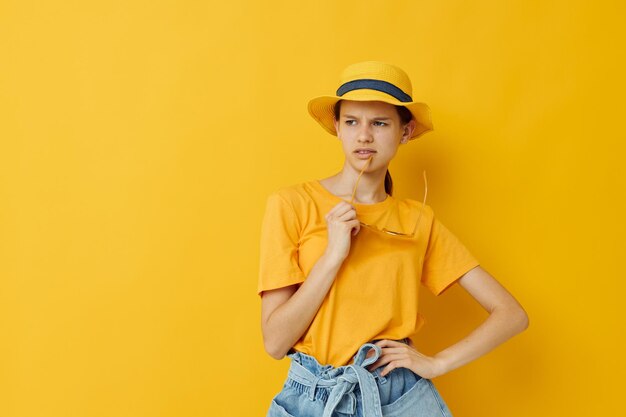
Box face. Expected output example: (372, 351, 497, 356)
(333, 100, 415, 174)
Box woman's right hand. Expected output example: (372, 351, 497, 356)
(262, 202, 361, 359)
(323, 201, 360, 263)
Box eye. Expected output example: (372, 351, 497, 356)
(373, 121, 388, 127)
(344, 119, 357, 126)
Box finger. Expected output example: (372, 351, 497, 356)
(346, 219, 360, 235)
(380, 361, 399, 377)
(325, 204, 339, 217)
(332, 201, 355, 214)
(375, 347, 411, 355)
(369, 358, 396, 375)
(326, 205, 356, 223)
(367, 352, 408, 372)
(366, 362, 381, 373)
(366, 360, 380, 371)
(380, 358, 413, 377)
(371, 353, 408, 368)
(335, 209, 357, 222)
(366, 359, 385, 372)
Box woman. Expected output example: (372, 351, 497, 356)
(258, 61, 529, 417)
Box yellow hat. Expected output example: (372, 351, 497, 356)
(308, 61, 434, 140)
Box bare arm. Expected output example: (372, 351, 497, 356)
(368, 266, 529, 378)
(431, 265, 529, 374)
(261, 201, 360, 359)
(261, 254, 342, 359)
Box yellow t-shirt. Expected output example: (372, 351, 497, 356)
(257, 180, 479, 367)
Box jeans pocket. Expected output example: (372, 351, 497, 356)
(267, 399, 297, 417)
(268, 387, 325, 417)
(380, 373, 453, 417)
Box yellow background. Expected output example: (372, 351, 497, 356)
(1, 1, 624, 416)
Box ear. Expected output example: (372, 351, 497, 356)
(400, 119, 416, 143)
(333, 117, 341, 139)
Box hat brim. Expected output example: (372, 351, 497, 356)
(308, 89, 434, 140)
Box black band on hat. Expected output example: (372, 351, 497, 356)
(336, 79, 412, 102)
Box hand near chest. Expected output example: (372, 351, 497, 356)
(323, 201, 361, 264)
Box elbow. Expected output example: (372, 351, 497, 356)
(262, 326, 289, 360)
(511, 304, 530, 334)
(264, 339, 288, 360)
(262, 318, 289, 360)
(520, 308, 530, 331)
(493, 302, 529, 335)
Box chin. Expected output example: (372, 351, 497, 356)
(350, 158, 383, 173)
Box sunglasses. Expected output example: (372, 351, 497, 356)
(348, 156, 427, 238)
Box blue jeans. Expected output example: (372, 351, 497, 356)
(267, 339, 454, 417)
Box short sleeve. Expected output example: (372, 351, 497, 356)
(421, 218, 480, 296)
(257, 193, 306, 296)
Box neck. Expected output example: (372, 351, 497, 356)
(337, 160, 388, 204)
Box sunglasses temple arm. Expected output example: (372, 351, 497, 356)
(349, 155, 374, 205)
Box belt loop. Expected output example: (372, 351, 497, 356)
(309, 376, 321, 401)
(375, 367, 388, 384)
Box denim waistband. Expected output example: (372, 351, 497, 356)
(286, 338, 409, 417)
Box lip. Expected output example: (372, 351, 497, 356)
(354, 149, 376, 160)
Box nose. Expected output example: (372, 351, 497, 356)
(357, 123, 373, 143)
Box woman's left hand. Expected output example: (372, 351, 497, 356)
(365, 339, 445, 379)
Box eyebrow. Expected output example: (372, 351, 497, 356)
(342, 114, 393, 120)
